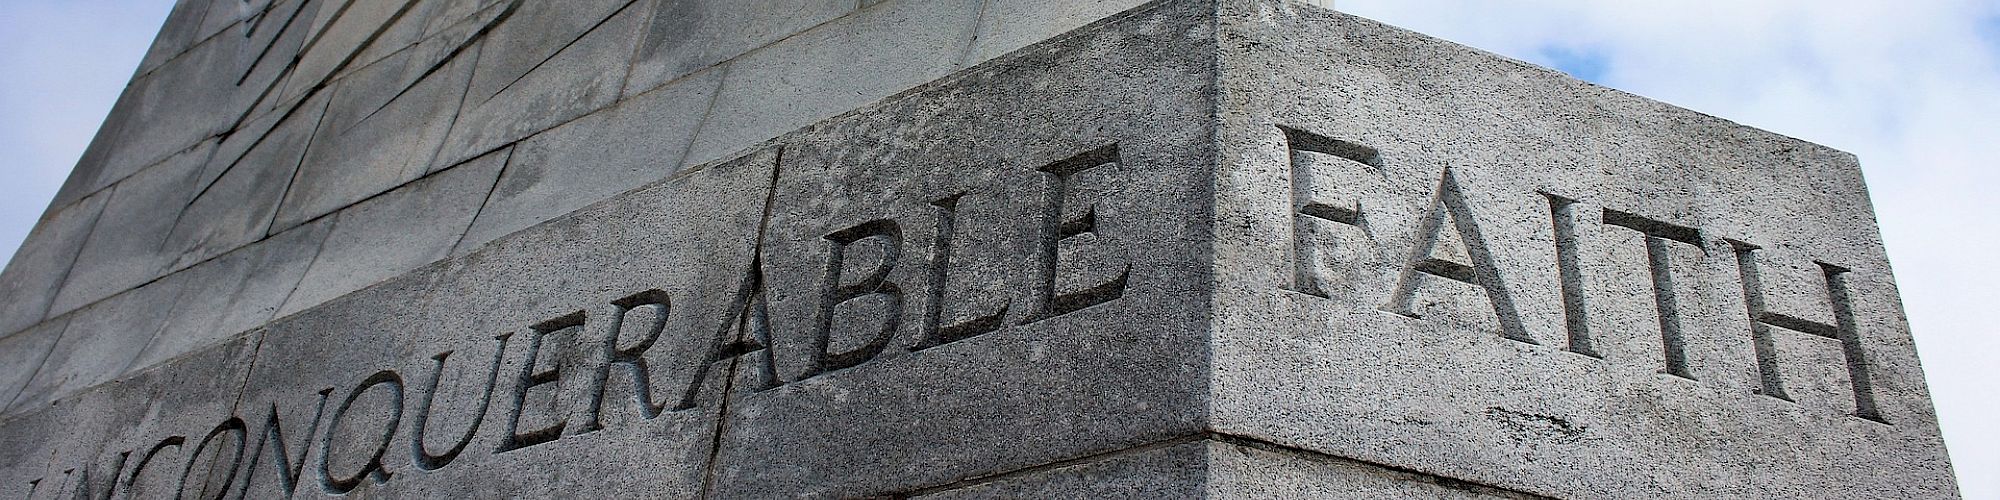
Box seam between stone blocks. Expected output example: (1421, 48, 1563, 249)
(5, 0, 1201, 421)
(694, 146, 786, 500)
(33, 188, 117, 335)
(879, 431, 1560, 499)
(0, 318, 70, 415)
(447, 147, 516, 255)
(481, 0, 643, 107)
(612, 0, 661, 99)
(1205, 433, 1558, 500)
(1199, 0, 1225, 441)
(43, 0, 918, 315)
(950, 0, 996, 69)
(885, 433, 1211, 498)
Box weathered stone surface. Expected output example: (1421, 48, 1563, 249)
(131, 217, 334, 373)
(682, 0, 983, 166)
(456, 65, 723, 253)
(701, 1, 1214, 494)
(161, 91, 331, 273)
(277, 148, 506, 318)
(1207, 1, 1956, 498)
(0, 192, 108, 338)
(133, 0, 216, 76)
(7, 275, 186, 414)
(0, 319, 64, 410)
(0, 0, 1958, 498)
(912, 440, 1208, 499)
(272, 31, 480, 231)
(55, 0, 312, 212)
(275, 0, 419, 107)
(3, 334, 258, 499)
(623, 0, 854, 98)
(1206, 439, 1539, 498)
(433, 0, 645, 166)
(46, 140, 215, 317)
(228, 144, 772, 498)
(962, 0, 1151, 64)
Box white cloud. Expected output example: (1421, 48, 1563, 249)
(1341, 0, 2000, 496)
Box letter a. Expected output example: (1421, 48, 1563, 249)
(1382, 169, 1532, 344)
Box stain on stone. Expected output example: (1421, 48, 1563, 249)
(1484, 407, 1585, 444)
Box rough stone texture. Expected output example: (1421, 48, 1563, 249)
(271, 31, 480, 232)
(0, 320, 64, 409)
(962, 0, 1151, 64)
(161, 91, 332, 278)
(7, 276, 187, 414)
(0, 192, 107, 339)
(912, 440, 1209, 499)
(277, 148, 506, 318)
(135, 217, 334, 370)
(680, 0, 982, 166)
(1206, 1, 1957, 498)
(7, 0, 1222, 375)
(456, 66, 723, 253)
(46, 140, 215, 317)
(432, 0, 645, 167)
(0, 0, 1958, 498)
(623, 0, 854, 98)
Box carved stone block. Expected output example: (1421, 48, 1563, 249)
(0, 0, 1957, 498)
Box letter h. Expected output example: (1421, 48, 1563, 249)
(1729, 241, 1884, 423)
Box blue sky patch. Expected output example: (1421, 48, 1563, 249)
(1537, 45, 1612, 83)
(1980, 15, 2000, 57)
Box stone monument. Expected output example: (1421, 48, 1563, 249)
(0, 0, 1960, 497)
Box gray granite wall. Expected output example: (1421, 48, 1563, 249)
(0, 0, 1153, 409)
(0, 0, 1956, 498)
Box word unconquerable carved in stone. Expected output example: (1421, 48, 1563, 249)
(1282, 126, 1886, 424)
(15, 145, 1133, 499)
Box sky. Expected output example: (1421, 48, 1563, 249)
(0, 0, 1993, 496)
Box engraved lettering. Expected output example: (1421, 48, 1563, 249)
(57, 451, 129, 500)
(677, 259, 782, 411)
(127, 436, 186, 496)
(1602, 209, 1704, 379)
(499, 312, 581, 452)
(236, 389, 331, 498)
(1282, 126, 1376, 298)
(1025, 144, 1130, 323)
(914, 194, 1008, 351)
(1546, 194, 1596, 357)
(804, 219, 905, 378)
(411, 334, 510, 470)
(1730, 241, 1884, 423)
(1383, 169, 1532, 344)
(177, 417, 247, 499)
(580, 290, 674, 431)
(319, 371, 403, 494)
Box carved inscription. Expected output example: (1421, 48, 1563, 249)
(1731, 242, 1884, 422)
(412, 335, 508, 469)
(319, 371, 403, 494)
(1281, 125, 1888, 422)
(808, 219, 905, 378)
(8, 142, 1148, 497)
(581, 290, 675, 429)
(1545, 194, 1595, 357)
(1381, 169, 1534, 344)
(1283, 126, 1373, 299)
(914, 194, 1009, 350)
(1024, 145, 1131, 323)
(1600, 209, 1705, 379)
